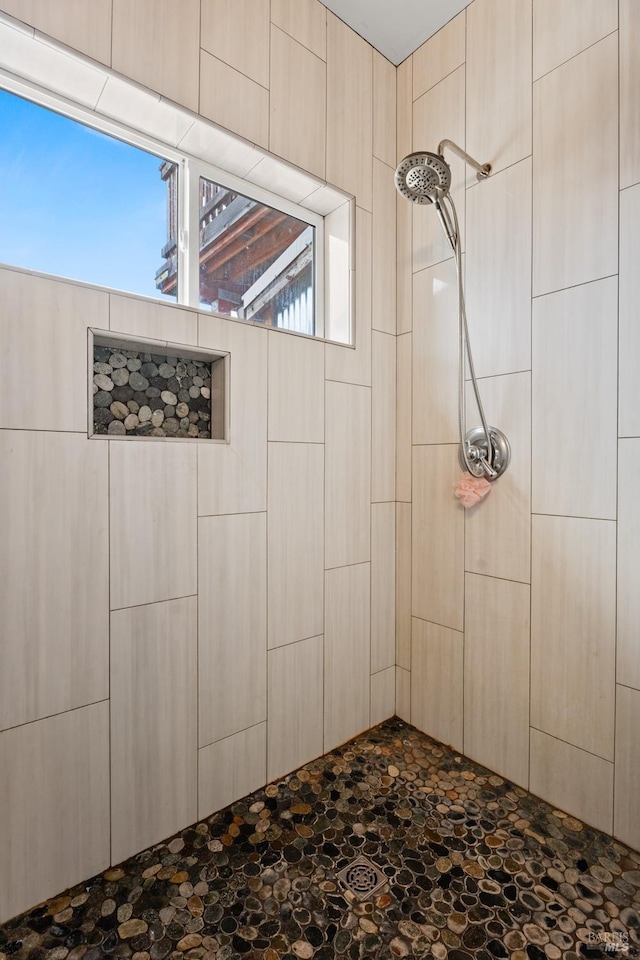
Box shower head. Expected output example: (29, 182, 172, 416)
(394, 151, 452, 205)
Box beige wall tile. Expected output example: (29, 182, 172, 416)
(198, 317, 267, 516)
(395, 502, 411, 671)
(412, 445, 464, 631)
(110, 598, 197, 864)
(201, 0, 269, 88)
(270, 27, 326, 180)
(395, 666, 411, 723)
(412, 258, 458, 445)
(0, 703, 109, 924)
(199, 513, 267, 746)
(373, 51, 396, 168)
(532, 278, 618, 519)
(412, 9, 465, 100)
(621, 0, 640, 188)
(533, 34, 618, 296)
(614, 684, 640, 850)
(0, 432, 108, 731)
(396, 57, 412, 165)
(465, 373, 531, 584)
(397, 194, 412, 335)
(530, 728, 613, 835)
(268, 636, 324, 781)
(324, 563, 371, 751)
(200, 52, 269, 149)
(533, 0, 617, 80)
(464, 574, 530, 789)
(325, 207, 372, 387)
(531, 515, 616, 760)
(467, 0, 532, 175)
(110, 294, 198, 345)
(396, 332, 412, 502)
(372, 160, 397, 335)
(465, 158, 532, 379)
(112, 0, 200, 111)
(110, 441, 197, 610)
(371, 502, 395, 674)
(268, 443, 324, 649)
(268, 332, 324, 443)
(413, 67, 465, 273)
(325, 381, 371, 569)
(198, 722, 266, 818)
(372, 332, 396, 502)
(0, 0, 112, 64)
(271, 0, 326, 60)
(617, 440, 640, 692)
(411, 617, 463, 752)
(371, 667, 395, 726)
(326, 12, 373, 210)
(0, 270, 108, 432)
(619, 184, 640, 437)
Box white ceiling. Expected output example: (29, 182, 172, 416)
(320, 0, 471, 65)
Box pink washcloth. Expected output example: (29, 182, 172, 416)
(454, 473, 491, 508)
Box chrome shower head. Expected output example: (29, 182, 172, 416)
(394, 151, 452, 204)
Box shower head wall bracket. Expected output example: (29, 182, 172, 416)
(438, 138, 491, 181)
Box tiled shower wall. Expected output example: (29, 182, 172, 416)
(396, 0, 640, 850)
(0, 0, 398, 923)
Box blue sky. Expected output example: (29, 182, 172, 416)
(0, 89, 173, 300)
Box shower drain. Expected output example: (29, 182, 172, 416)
(336, 855, 388, 900)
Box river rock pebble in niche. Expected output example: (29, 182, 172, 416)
(93, 345, 214, 439)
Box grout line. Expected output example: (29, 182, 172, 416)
(0, 698, 111, 735)
(107, 431, 113, 866)
(529, 725, 614, 765)
(614, 9, 621, 826)
(533, 272, 619, 301)
(528, 0, 534, 793)
(533, 28, 619, 85)
(531, 512, 617, 523)
(110, 594, 198, 614)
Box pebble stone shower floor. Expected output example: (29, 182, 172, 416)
(2, 719, 639, 960)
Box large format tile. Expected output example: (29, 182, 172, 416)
(269, 27, 326, 180)
(412, 10, 465, 101)
(0, 431, 108, 731)
(533, 0, 617, 80)
(112, 0, 200, 111)
(326, 12, 373, 211)
(614, 684, 640, 851)
(268, 443, 324, 649)
(464, 574, 530, 789)
(617, 440, 640, 692)
(396, 332, 411, 502)
(372, 331, 396, 502)
(325, 207, 372, 387)
(0, 269, 108, 432)
(532, 278, 617, 519)
(372, 160, 396, 335)
(325, 381, 371, 569)
(411, 618, 463, 752)
(465, 158, 532, 379)
(110, 294, 198, 345)
(0, 0, 112, 64)
(412, 258, 458, 445)
(533, 34, 618, 296)
(530, 728, 613, 835)
(397, 194, 412, 335)
(395, 502, 411, 671)
(198, 317, 267, 516)
(413, 67, 465, 273)
(0, 703, 109, 924)
(200, 0, 270, 88)
(396, 57, 412, 165)
(324, 563, 370, 752)
(198, 723, 266, 819)
(621, 0, 640, 188)
(110, 598, 197, 865)
(395, 666, 411, 723)
(199, 512, 267, 746)
(412, 445, 464, 631)
(110, 440, 197, 610)
(619, 184, 640, 437)
(199, 52, 269, 150)
(370, 667, 395, 727)
(270, 0, 326, 60)
(267, 636, 324, 781)
(465, 372, 531, 584)
(268, 332, 324, 443)
(373, 51, 396, 168)
(531, 515, 616, 761)
(371, 502, 395, 675)
(467, 0, 532, 176)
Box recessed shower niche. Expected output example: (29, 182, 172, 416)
(88, 329, 228, 441)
